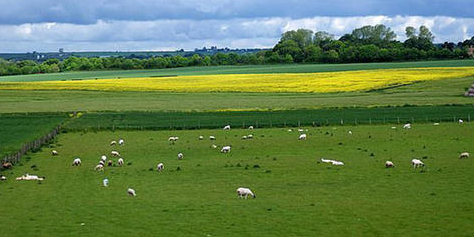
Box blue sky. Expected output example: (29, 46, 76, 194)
(0, 0, 473, 52)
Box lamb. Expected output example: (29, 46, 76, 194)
(248, 126, 254, 130)
(2, 162, 12, 169)
(385, 161, 394, 168)
(108, 160, 113, 166)
(72, 158, 81, 166)
(459, 152, 470, 159)
(103, 178, 109, 187)
(411, 159, 425, 168)
(299, 134, 307, 140)
(127, 188, 136, 196)
(223, 125, 231, 130)
(119, 139, 124, 145)
(110, 140, 117, 146)
(16, 174, 45, 181)
(209, 136, 216, 140)
(433, 123, 440, 126)
(117, 158, 124, 166)
(403, 123, 411, 129)
(111, 151, 120, 157)
(459, 119, 464, 124)
(168, 136, 179, 142)
(236, 187, 256, 199)
(177, 153, 184, 160)
(221, 146, 231, 153)
(157, 163, 164, 172)
(51, 150, 59, 156)
(95, 164, 104, 171)
(298, 128, 304, 132)
(0, 175, 6, 181)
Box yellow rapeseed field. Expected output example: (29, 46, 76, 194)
(1, 67, 473, 93)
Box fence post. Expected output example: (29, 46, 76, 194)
(369, 118, 372, 125)
(469, 114, 471, 122)
(397, 117, 400, 124)
(340, 118, 343, 125)
(298, 121, 300, 127)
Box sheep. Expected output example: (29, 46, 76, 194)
(119, 139, 124, 145)
(127, 188, 136, 196)
(177, 152, 184, 160)
(348, 130, 352, 135)
(320, 158, 333, 163)
(223, 125, 231, 130)
(211, 144, 217, 149)
(209, 136, 216, 140)
(236, 187, 256, 199)
(433, 123, 440, 126)
(111, 151, 120, 157)
(320, 158, 344, 166)
(168, 136, 179, 142)
(248, 126, 254, 130)
(108, 160, 113, 166)
(99, 160, 105, 166)
(459, 152, 470, 159)
(298, 128, 304, 132)
(385, 161, 394, 168)
(16, 174, 45, 181)
(247, 134, 253, 139)
(101, 155, 107, 162)
(110, 140, 117, 146)
(118, 158, 124, 166)
(199, 136, 204, 140)
(411, 159, 425, 168)
(51, 150, 59, 156)
(287, 129, 293, 132)
(72, 158, 81, 166)
(2, 162, 12, 169)
(459, 119, 464, 124)
(242, 135, 248, 140)
(103, 178, 109, 187)
(157, 163, 164, 172)
(391, 126, 397, 129)
(403, 123, 411, 129)
(0, 175, 6, 181)
(95, 164, 104, 171)
(299, 134, 307, 140)
(221, 146, 231, 153)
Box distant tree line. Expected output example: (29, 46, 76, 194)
(0, 24, 473, 76)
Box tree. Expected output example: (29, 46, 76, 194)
(273, 39, 303, 62)
(405, 26, 417, 39)
(419, 25, 434, 42)
(351, 24, 396, 46)
(280, 29, 314, 48)
(314, 31, 334, 47)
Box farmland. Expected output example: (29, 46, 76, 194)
(0, 124, 473, 236)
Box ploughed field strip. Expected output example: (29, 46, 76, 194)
(1, 67, 474, 93)
(0, 123, 473, 236)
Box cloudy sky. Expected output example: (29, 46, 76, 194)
(0, 0, 473, 52)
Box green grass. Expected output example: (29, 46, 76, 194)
(61, 105, 474, 131)
(0, 123, 473, 236)
(1, 76, 473, 113)
(1, 59, 473, 82)
(0, 113, 68, 157)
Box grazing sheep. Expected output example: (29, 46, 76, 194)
(391, 126, 397, 129)
(287, 129, 293, 132)
(101, 155, 107, 162)
(2, 162, 12, 169)
(403, 123, 411, 129)
(108, 160, 113, 166)
(16, 174, 45, 181)
(223, 125, 231, 130)
(0, 175, 6, 181)
(110, 140, 117, 146)
(320, 158, 333, 163)
(459, 152, 470, 159)
(119, 139, 124, 145)
(320, 158, 344, 166)
(221, 146, 231, 153)
(111, 151, 120, 157)
(211, 144, 217, 149)
(385, 161, 394, 168)
(157, 163, 164, 172)
(51, 150, 59, 156)
(433, 123, 440, 126)
(242, 135, 248, 140)
(237, 187, 256, 199)
(248, 126, 254, 130)
(298, 128, 304, 132)
(103, 178, 109, 187)
(299, 134, 307, 140)
(199, 136, 204, 140)
(411, 159, 425, 168)
(72, 158, 81, 166)
(127, 188, 136, 196)
(177, 153, 184, 160)
(348, 130, 352, 135)
(99, 160, 105, 166)
(247, 134, 253, 139)
(209, 136, 216, 140)
(117, 158, 124, 166)
(168, 136, 179, 142)
(95, 164, 104, 171)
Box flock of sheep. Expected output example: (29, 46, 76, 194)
(1, 122, 470, 199)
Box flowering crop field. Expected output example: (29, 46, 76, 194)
(1, 67, 474, 93)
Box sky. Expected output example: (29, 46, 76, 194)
(0, 0, 473, 53)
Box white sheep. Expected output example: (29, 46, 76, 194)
(320, 158, 344, 166)
(157, 163, 164, 172)
(211, 144, 217, 149)
(247, 134, 253, 139)
(51, 150, 58, 156)
(168, 136, 179, 142)
(111, 151, 120, 157)
(16, 174, 44, 181)
(236, 187, 256, 199)
(177, 153, 184, 160)
(103, 178, 109, 187)
(348, 130, 352, 135)
(0, 175, 6, 181)
(385, 161, 394, 168)
(242, 135, 248, 140)
(299, 134, 307, 140)
(248, 126, 254, 130)
(199, 136, 204, 140)
(127, 188, 136, 196)
(411, 159, 424, 168)
(101, 155, 107, 162)
(72, 158, 81, 166)
(320, 158, 333, 163)
(433, 123, 440, 126)
(298, 128, 304, 132)
(221, 146, 231, 153)
(459, 152, 470, 159)
(209, 136, 216, 140)
(119, 139, 124, 145)
(99, 160, 105, 166)
(118, 158, 124, 166)
(223, 125, 231, 130)
(110, 140, 117, 146)
(403, 123, 411, 129)
(459, 119, 464, 124)
(95, 164, 104, 171)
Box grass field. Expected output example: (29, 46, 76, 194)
(0, 60, 473, 83)
(2, 67, 474, 93)
(0, 113, 68, 157)
(0, 123, 473, 236)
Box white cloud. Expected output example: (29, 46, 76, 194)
(0, 15, 473, 52)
